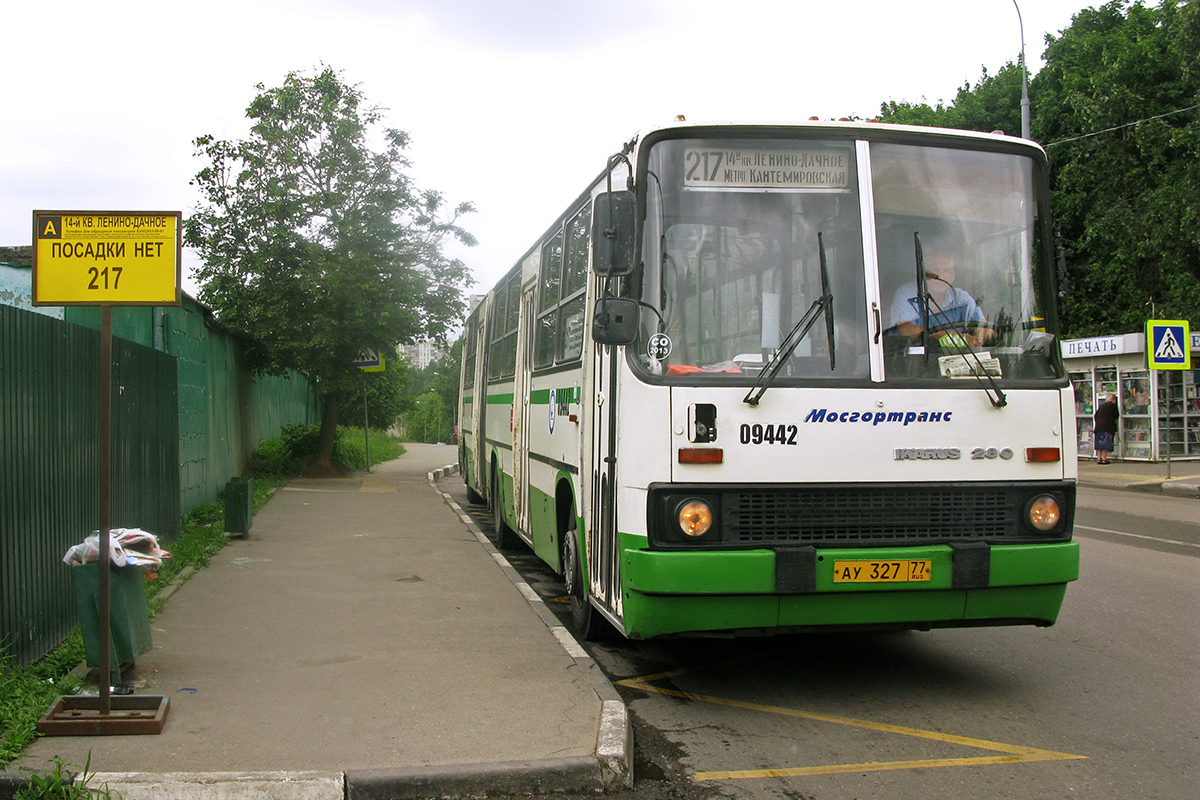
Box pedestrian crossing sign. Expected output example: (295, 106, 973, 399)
(1145, 320, 1191, 370)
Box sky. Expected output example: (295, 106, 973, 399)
(2, 0, 1097, 302)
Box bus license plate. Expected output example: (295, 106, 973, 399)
(832, 559, 932, 583)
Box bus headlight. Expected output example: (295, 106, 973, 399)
(677, 500, 714, 537)
(1026, 495, 1062, 532)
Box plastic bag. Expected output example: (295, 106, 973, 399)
(63, 528, 170, 569)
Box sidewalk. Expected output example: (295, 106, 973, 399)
(6, 444, 630, 800)
(1076, 456, 1200, 498)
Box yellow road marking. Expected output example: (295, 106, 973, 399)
(617, 669, 1086, 781)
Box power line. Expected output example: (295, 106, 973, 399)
(1045, 104, 1200, 147)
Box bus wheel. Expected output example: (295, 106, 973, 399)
(489, 470, 518, 549)
(562, 519, 608, 641)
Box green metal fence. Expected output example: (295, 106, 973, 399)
(1, 304, 178, 667)
(66, 298, 319, 514)
(2, 298, 319, 667)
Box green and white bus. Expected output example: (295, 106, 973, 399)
(458, 119, 1079, 640)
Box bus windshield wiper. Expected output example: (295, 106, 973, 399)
(915, 233, 933, 364)
(744, 234, 835, 406)
(913, 233, 1006, 409)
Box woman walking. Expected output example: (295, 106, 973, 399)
(1094, 393, 1120, 464)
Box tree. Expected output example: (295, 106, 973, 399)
(1035, 0, 1200, 335)
(878, 1, 1200, 336)
(186, 67, 475, 472)
(355, 357, 414, 431)
(879, 62, 1027, 137)
(397, 340, 462, 443)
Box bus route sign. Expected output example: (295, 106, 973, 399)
(32, 210, 182, 306)
(1145, 319, 1191, 370)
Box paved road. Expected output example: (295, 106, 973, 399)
(452, 477, 1200, 800)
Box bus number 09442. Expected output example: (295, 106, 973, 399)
(740, 423, 798, 445)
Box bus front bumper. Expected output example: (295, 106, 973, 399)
(621, 541, 1079, 639)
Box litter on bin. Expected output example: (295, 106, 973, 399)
(63, 528, 171, 576)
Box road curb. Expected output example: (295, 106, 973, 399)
(89, 771, 343, 800)
(347, 756, 605, 800)
(1080, 477, 1200, 498)
(426, 464, 634, 793)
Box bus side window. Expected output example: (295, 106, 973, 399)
(559, 205, 591, 363)
(535, 231, 564, 369)
(489, 284, 509, 380)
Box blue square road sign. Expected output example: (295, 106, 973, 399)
(1145, 320, 1191, 370)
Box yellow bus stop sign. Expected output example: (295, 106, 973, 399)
(1145, 319, 1191, 370)
(33, 210, 181, 306)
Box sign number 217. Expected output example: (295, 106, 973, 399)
(685, 150, 725, 182)
(88, 266, 123, 290)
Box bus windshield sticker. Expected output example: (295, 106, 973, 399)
(683, 148, 851, 191)
(648, 333, 672, 360)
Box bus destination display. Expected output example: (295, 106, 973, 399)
(683, 147, 851, 191)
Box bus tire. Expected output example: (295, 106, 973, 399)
(562, 516, 609, 641)
(489, 469, 519, 550)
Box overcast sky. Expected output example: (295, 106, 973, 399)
(2, 0, 1096, 299)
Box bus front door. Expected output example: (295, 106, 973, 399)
(587, 340, 621, 622)
(512, 285, 536, 538)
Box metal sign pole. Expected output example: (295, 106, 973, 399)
(97, 304, 113, 715)
(1165, 371, 1173, 480)
(363, 377, 371, 473)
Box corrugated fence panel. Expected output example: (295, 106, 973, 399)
(251, 372, 321, 448)
(68, 302, 321, 513)
(5, 299, 320, 665)
(1, 304, 179, 667)
(111, 337, 182, 539)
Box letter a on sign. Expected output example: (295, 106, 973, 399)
(1146, 320, 1191, 370)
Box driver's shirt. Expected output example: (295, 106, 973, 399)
(890, 283, 986, 329)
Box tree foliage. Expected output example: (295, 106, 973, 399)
(878, 0, 1199, 336)
(185, 67, 474, 470)
(880, 62, 1027, 136)
(1037, 0, 1199, 335)
(397, 340, 461, 443)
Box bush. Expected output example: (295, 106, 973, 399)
(247, 436, 299, 477)
(249, 424, 406, 476)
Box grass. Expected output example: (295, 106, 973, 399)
(1, 430, 408, 772)
(12, 752, 117, 799)
(0, 640, 85, 770)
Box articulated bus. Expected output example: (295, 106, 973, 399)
(458, 119, 1078, 640)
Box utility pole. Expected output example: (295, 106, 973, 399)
(1013, 0, 1031, 139)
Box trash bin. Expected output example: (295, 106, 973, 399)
(225, 476, 254, 535)
(72, 562, 152, 684)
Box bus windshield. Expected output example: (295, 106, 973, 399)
(631, 134, 1064, 385)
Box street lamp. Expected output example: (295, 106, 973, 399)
(1013, 0, 1031, 139)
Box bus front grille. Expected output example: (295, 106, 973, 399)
(725, 486, 1013, 545)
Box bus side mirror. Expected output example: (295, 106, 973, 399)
(591, 191, 636, 277)
(592, 297, 639, 345)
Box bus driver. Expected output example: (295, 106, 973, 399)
(890, 251, 994, 348)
